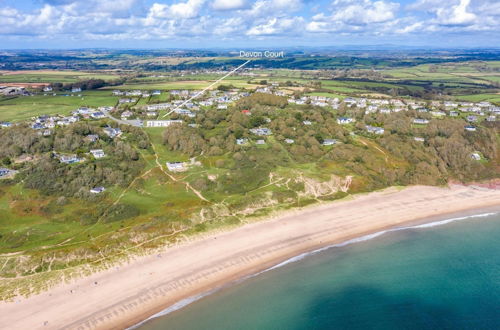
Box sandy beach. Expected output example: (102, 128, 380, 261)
(1, 184, 500, 330)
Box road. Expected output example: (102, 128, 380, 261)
(101, 109, 143, 127)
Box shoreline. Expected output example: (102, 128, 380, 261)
(1, 184, 500, 330)
(132, 207, 500, 329)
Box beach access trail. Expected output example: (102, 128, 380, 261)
(1, 184, 500, 330)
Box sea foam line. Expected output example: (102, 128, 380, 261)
(129, 211, 497, 328)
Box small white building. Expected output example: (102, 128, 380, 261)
(337, 117, 354, 125)
(166, 162, 186, 172)
(322, 139, 337, 146)
(90, 187, 106, 194)
(146, 120, 183, 128)
(90, 149, 106, 159)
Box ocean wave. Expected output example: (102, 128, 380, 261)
(130, 211, 498, 328)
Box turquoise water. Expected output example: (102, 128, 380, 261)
(139, 212, 500, 330)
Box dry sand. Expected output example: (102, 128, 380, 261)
(1, 184, 500, 330)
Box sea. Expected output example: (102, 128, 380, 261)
(137, 210, 500, 330)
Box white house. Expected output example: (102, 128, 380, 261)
(366, 125, 385, 135)
(337, 117, 354, 125)
(145, 120, 183, 128)
(166, 162, 186, 172)
(413, 118, 429, 125)
(103, 127, 122, 138)
(90, 187, 106, 194)
(90, 149, 106, 159)
(322, 139, 337, 146)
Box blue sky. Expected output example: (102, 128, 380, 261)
(0, 0, 498, 49)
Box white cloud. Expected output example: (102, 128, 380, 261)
(148, 0, 206, 19)
(212, 0, 248, 11)
(247, 16, 304, 36)
(436, 0, 476, 25)
(0, 0, 498, 45)
(306, 0, 399, 33)
(331, 0, 399, 25)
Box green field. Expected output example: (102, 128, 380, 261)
(0, 70, 121, 83)
(0, 91, 119, 122)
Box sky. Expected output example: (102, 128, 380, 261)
(0, 0, 499, 49)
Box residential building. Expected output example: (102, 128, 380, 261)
(166, 162, 186, 172)
(90, 187, 106, 194)
(145, 120, 183, 128)
(322, 139, 337, 146)
(366, 125, 385, 135)
(90, 149, 106, 159)
(337, 117, 354, 125)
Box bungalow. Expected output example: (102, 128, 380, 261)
(322, 139, 337, 146)
(430, 111, 446, 117)
(366, 125, 385, 135)
(103, 127, 122, 138)
(112, 90, 125, 96)
(466, 115, 478, 122)
(285, 138, 295, 144)
(449, 111, 459, 117)
(303, 120, 312, 125)
(337, 117, 354, 125)
(152, 90, 161, 96)
(146, 111, 158, 117)
(145, 120, 183, 128)
(121, 110, 134, 119)
(90, 187, 106, 194)
(413, 118, 429, 125)
(471, 152, 481, 161)
(250, 128, 272, 136)
(464, 125, 477, 132)
(217, 104, 228, 110)
(166, 162, 186, 172)
(60, 155, 81, 164)
(256, 139, 266, 145)
(487, 116, 496, 122)
(90, 111, 106, 119)
(414, 137, 425, 142)
(236, 138, 248, 145)
(90, 149, 106, 159)
(241, 110, 251, 115)
(85, 134, 99, 143)
(146, 103, 170, 111)
(32, 123, 44, 130)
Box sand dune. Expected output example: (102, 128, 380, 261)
(1, 185, 500, 330)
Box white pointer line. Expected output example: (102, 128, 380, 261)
(162, 60, 251, 118)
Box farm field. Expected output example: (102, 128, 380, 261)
(0, 70, 121, 83)
(0, 91, 119, 122)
